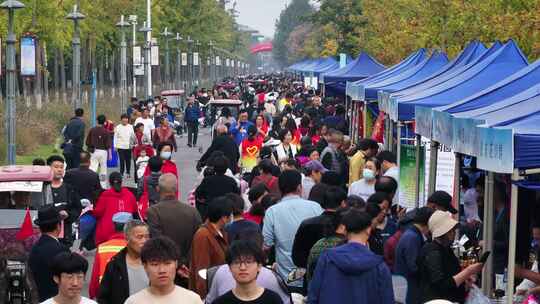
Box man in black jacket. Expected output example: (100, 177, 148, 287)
(62, 108, 86, 169)
(195, 155, 240, 221)
(292, 186, 346, 294)
(46, 155, 83, 246)
(28, 205, 70, 302)
(98, 220, 150, 304)
(198, 124, 239, 173)
(64, 151, 103, 205)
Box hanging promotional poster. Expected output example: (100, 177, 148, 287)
(399, 144, 426, 209)
(21, 36, 36, 76)
(151, 45, 159, 66)
(424, 139, 456, 204)
(181, 53, 188, 66)
(133, 46, 144, 76)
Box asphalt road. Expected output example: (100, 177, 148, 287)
(81, 126, 211, 296)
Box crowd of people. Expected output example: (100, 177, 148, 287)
(18, 74, 540, 304)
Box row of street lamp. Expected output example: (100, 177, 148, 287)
(1, 0, 250, 165)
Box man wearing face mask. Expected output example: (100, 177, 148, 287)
(94, 172, 138, 245)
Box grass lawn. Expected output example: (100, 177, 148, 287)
(16, 144, 59, 165)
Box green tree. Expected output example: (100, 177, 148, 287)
(273, 0, 314, 67)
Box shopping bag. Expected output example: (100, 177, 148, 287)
(465, 285, 491, 304)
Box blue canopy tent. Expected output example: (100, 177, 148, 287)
(390, 40, 528, 122)
(287, 58, 316, 71)
(323, 51, 386, 83)
(298, 57, 338, 74)
(345, 49, 427, 141)
(362, 51, 449, 101)
(346, 48, 428, 100)
(447, 86, 540, 299)
(294, 58, 325, 73)
(386, 41, 489, 102)
(377, 42, 487, 114)
(384, 39, 528, 227)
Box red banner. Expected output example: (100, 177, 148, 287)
(250, 42, 273, 54)
(372, 111, 385, 143)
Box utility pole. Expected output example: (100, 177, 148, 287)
(208, 40, 214, 84)
(161, 27, 172, 90)
(146, 0, 152, 98)
(195, 40, 201, 87)
(186, 36, 194, 94)
(139, 22, 152, 99)
(1, 0, 24, 165)
(174, 33, 182, 91)
(117, 15, 130, 113)
(66, 4, 85, 110)
(129, 15, 138, 98)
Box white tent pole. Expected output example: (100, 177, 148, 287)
(506, 169, 519, 304)
(414, 134, 421, 207)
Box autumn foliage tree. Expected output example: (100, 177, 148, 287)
(283, 0, 540, 65)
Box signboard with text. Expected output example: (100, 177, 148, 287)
(21, 36, 36, 76)
(477, 127, 514, 173)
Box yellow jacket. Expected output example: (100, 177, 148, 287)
(349, 150, 366, 184)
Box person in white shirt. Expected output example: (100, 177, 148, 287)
(114, 114, 136, 178)
(134, 108, 155, 139)
(377, 151, 399, 204)
(40, 252, 97, 304)
(124, 236, 203, 304)
(348, 157, 380, 201)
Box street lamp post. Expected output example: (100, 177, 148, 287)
(186, 36, 193, 94)
(139, 22, 152, 99)
(145, 0, 152, 98)
(1, 0, 24, 165)
(173, 33, 182, 92)
(66, 4, 85, 110)
(129, 15, 137, 98)
(117, 15, 130, 113)
(195, 40, 201, 87)
(208, 40, 214, 84)
(161, 27, 172, 89)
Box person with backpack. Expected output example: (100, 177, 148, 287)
(195, 155, 240, 221)
(94, 172, 138, 246)
(136, 156, 162, 220)
(62, 108, 86, 169)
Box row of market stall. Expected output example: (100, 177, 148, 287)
(288, 40, 540, 303)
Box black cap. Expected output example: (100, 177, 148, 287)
(34, 205, 62, 226)
(427, 191, 457, 214)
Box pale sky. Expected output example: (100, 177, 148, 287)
(233, 0, 291, 38)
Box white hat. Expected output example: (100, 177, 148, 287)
(428, 210, 458, 238)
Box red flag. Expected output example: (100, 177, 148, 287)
(16, 208, 34, 241)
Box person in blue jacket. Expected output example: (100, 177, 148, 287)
(307, 208, 394, 304)
(184, 94, 202, 147)
(229, 109, 255, 145)
(394, 207, 434, 304)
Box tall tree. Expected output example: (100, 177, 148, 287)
(273, 0, 314, 67)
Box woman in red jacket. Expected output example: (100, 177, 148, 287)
(93, 172, 138, 245)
